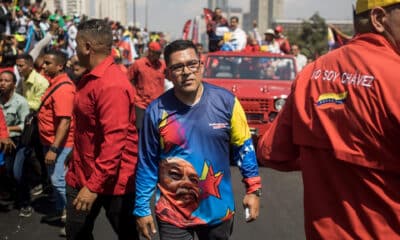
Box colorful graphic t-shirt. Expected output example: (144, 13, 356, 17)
(134, 82, 260, 227)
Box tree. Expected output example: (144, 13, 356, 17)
(288, 12, 328, 60)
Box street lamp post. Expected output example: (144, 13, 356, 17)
(145, 0, 148, 29)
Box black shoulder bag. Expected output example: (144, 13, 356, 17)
(20, 81, 72, 147)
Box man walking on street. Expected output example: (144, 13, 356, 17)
(38, 50, 75, 234)
(258, 0, 400, 239)
(128, 41, 166, 130)
(14, 53, 49, 217)
(134, 40, 261, 240)
(66, 19, 139, 240)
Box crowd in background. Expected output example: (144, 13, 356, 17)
(0, 0, 168, 237)
(205, 7, 308, 71)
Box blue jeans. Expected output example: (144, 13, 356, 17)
(44, 146, 71, 212)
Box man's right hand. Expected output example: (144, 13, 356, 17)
(136, 215, 157, 240)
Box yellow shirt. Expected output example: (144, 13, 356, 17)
(22, 70, 49, 111)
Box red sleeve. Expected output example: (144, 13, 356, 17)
(128, 62, 139, 84)
(0, 109, 9, 138)
(256, 85, 300, 171)
(85, 83, 133, 193)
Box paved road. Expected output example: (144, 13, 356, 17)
(0, 167, 305, 240)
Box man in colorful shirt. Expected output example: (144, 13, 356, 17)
(257, 0, 400, 239)
(135, 40, 261, 240)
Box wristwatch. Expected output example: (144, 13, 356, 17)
(250, 188, 262, 197)
(49, 145, 59, 153)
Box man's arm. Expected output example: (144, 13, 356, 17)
(134, 107, 161, 240)
(256, 90, 300, 171)
(44, 117, 71, 165)
(0, 108, 15, 153)
(128, 62, 139, 86)
(230, 98, 261, 222)
(28, 75, 49, 111)
(9, 98, 30, 133)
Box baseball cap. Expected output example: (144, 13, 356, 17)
(356, 0, 400, 14)
(275, 25, 283, 33)
(264, 29, 275, 35)
(148, 41, 162, 52)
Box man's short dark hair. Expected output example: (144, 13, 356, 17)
(16, 53, 34, 65)
(0, 70, 17, 83)
(164, 40, 199, 66)
(230, 16, 239, 22)
(77, 19, 113, 51)
(44, 49, 67, 67)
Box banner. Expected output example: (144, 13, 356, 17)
(191, 17, 199, 44)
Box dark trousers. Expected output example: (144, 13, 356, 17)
(135, 106, 145, 131)
(157, 217, 234, 240)
(66, 185, 139, 240)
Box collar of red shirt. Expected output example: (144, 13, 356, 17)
(353, 33, 396, 54)
(49, 72, 69, 85)
(85, 56, 115, 79)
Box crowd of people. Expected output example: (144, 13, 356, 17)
(205, 7, 308, 71)
(0, 0, 399, 240)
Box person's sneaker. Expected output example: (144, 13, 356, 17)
(30, 184, 43, 196)
(61, 209, 66, 223)
(41, 211, 64, 223)
(59, 227, 66, 237)
(19, 206, 33, 217)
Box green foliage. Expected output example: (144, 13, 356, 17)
(288, 12, 328, 60)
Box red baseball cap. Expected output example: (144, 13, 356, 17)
(148, 42, 162, 52)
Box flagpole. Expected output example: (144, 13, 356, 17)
(133, 0, 136, 27)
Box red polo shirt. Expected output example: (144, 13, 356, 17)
(128, 57, 166, 109)
(66, 56, 138, 195)
(37, 73, 75, 147)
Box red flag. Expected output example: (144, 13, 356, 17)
(203, 8, 214, 32)
(191, 17, 199, 44)
(203, 8, 213, 25)
(182, 19, 192, 40)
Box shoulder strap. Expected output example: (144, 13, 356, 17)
(37, 81, 72, 112)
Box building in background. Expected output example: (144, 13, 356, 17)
(208, 0, 229, 14)
(245, 0, 284, 34)
(41, 0, 125, 25)
(41, 0, 90, 16)
(274, 19, 354, 35)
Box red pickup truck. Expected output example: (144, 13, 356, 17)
(202, 51, 297, 142)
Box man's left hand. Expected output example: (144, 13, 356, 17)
(0, 138, 15, 154)
(45, 151, 57, 165)
(242, 193, 260, 222)
(73, 186, 98, 212)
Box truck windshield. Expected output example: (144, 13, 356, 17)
(203, 55, 296, 80)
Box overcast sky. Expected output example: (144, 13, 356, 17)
(128, 0, 356, 38)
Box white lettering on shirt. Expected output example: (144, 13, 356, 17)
(311, 69, 374, 88)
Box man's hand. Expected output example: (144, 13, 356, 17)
(0, 138, 15, 154)
(45, 151, 57, 165)
(136, 215, 156, 240)
(243, 193, 260, 222)
(73, 186, 98, 212)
